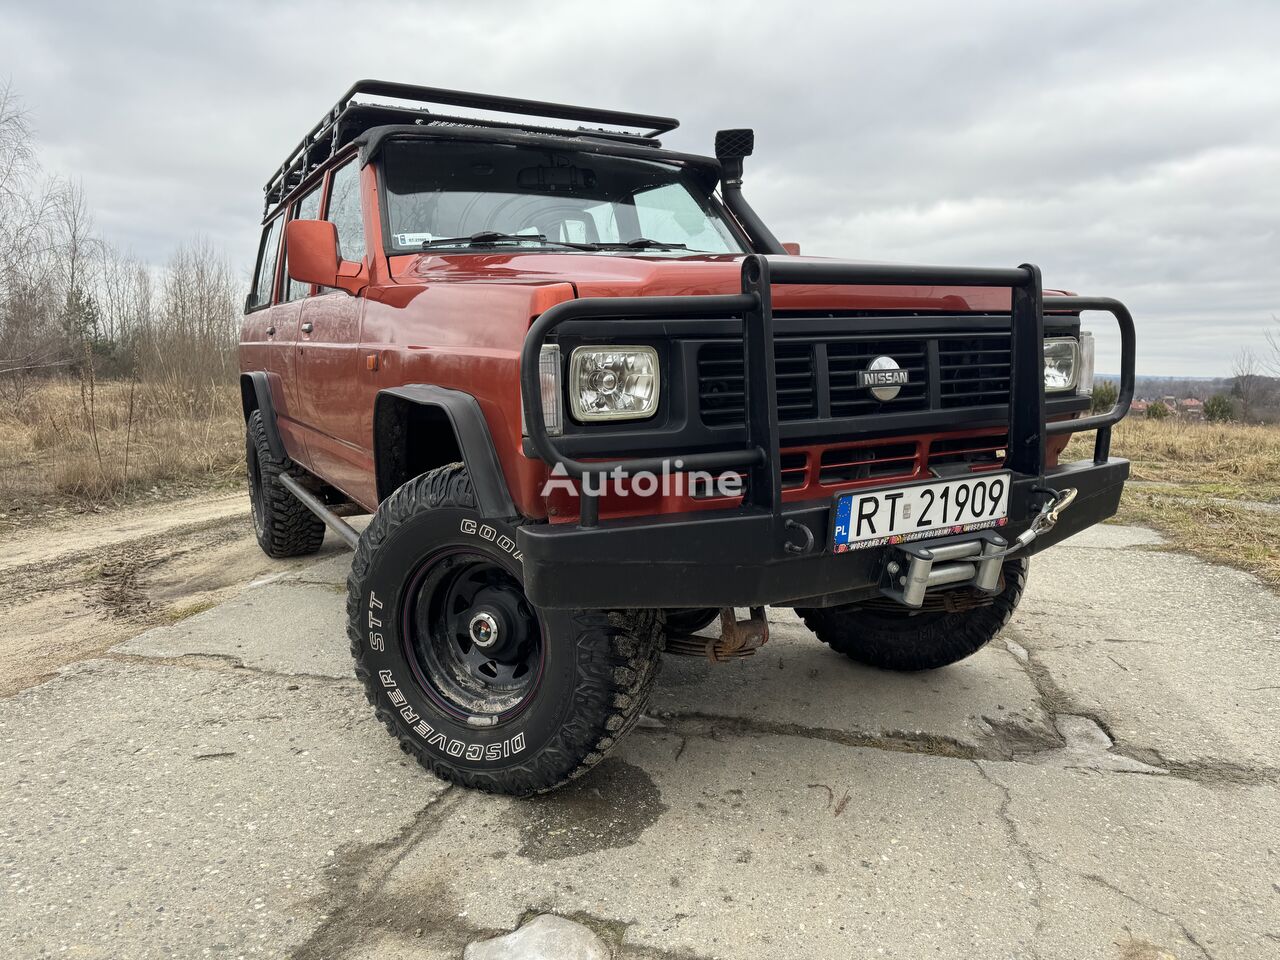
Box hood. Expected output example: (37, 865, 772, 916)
(392, 252, 1068, 313)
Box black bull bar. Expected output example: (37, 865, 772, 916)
(516, 256, 1136, 608)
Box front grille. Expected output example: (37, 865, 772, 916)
(929, 433, 1008, 471)
(698, 342, 817, 426)
(827, 339, 928, 417)
(690, 450, 808, 499)
(696, 326, 1013, 427)
(938, 335, 1011, 408)
(819, 441, 919, 485)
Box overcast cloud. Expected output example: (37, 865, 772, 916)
(3, 0, 1277, 375)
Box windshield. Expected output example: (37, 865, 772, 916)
(381, 139, 745, 255)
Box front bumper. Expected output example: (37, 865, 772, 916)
(519, 457, 1129, 609)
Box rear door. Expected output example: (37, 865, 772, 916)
(269, 181, 325, 461)
(295, 156, 368, 497)
(240, 213, 311, 462)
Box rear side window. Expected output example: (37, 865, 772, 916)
(285, 185, 323, 301)
(248, 216, 284, 310)
(326, 159, 365, 263)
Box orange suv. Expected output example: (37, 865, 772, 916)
(239, 81, 1135, 794)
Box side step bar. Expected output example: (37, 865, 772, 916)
(277, 473, 360, 550)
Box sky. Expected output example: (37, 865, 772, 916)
(2, 0, 1277, 377)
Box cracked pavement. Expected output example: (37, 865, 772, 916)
(2, 524, 1279, 958)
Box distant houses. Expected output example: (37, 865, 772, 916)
(1128, 396, 1205, 420)
(1179, 397, 1204, 421)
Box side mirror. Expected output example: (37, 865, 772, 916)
(286, 219, 367, 296)
(782, 242, 801, 256)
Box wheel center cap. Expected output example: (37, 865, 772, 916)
(468, 611, 500, 648)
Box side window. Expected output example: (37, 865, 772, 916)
(326, 159, 366, 264)
(284, 185, 323, 301)
(249, 216, 284, 310)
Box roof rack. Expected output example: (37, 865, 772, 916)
(263, 80, 680, 213)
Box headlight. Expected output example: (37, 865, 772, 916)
(568, 346, 659, 422)
(1043, 337, 1080, 393)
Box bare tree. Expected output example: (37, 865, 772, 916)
(1232, 347, 1264, 423)
(1266, 315, 1280, 379)
(0, 81, 72, 405)
(145, 237, 239, 393)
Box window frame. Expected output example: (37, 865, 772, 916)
(246, 213, 286, 314)
(323, 155, 367, 266)
(283, 181, 326, 302)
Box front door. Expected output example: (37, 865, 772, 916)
(293, 157, 371, 501)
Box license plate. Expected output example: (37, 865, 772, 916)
(832, 473, 1010, 552)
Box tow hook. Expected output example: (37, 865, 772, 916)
(1011, 486, 1079, 551)
(665, 607, 770, 662)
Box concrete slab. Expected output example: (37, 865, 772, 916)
(116, 580, 353, 678)
(294, 552, 355, 587)
(378, 732, 1034, 959)
(4, 523, 1279, 959)
(1055, 524, 1166, 549)
(987, 759, 1280, 960)
(371, 729, 1278, 960)
(652, 609, 1057, 758)
(0, 659, 447, 960)
(1013, 545, 1280, 772)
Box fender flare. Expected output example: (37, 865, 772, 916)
(239, 371, 287, 460)
(374, 385, 518, 520)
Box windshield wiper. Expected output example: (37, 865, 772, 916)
(590, 238, 689, 251)
(419, 231, 592, 251)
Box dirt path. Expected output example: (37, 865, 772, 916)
(0, 488, 352, 697)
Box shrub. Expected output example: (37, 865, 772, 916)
(1204, 394, 1235, 423)
(1090, 380, 1118, 413)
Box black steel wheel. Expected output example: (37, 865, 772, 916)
(347, 463, 664, 795)
(404, 551, 543, 723)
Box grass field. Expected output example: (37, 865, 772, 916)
(1066, 418, 1280, 588)
(0, 378, 243, 517)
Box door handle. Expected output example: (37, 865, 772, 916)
(301, 322, 314, 334)
(266, 325, 276, 337)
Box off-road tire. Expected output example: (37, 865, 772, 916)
(346, 463, 664, 795)
(245, 410, 325, 558)
(797, 558, 1029, 672)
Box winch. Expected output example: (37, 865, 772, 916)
(879, 486, 1078, 609)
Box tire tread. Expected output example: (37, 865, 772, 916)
(798, 559, 1029, 672)
(246, 410, 325, 558)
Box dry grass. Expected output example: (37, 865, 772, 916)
(1067, 416, 1280, 500)
(0, 377, 243, 511)
(1066, 417, 1280, 588)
